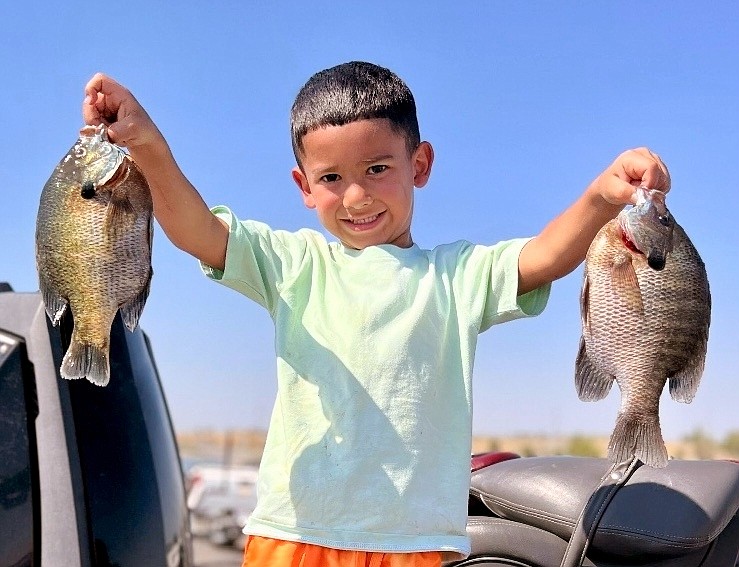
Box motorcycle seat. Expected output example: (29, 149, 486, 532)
(466, 456, 739, 564)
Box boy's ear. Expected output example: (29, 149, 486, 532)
(292, 166, 316, 209)
(413, 141, 434, 188)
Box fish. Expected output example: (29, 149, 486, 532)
(35, 124, 153, 386)
(575, 187, 710, 467)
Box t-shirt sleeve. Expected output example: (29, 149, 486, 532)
(454, 238, 550, 332)
(199, 206, 307, 313)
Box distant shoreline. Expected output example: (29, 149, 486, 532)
(176, 428, 739, 465)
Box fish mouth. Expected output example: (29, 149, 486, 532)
(618, 187, 674, 271)
(619, 223, 669, 271)
(81, 181, 96, 199)
(80, 124, 108, 139)
(647, 252, 666, 271)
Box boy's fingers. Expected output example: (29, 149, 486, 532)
(644, 149, 670, 193)
(82, 84, 100, 125)
(82, 91, 107, 125)
(619, 148, 671, 193)
(82, 73, 128, 126)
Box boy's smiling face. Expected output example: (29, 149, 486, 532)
(292, 118, 433, 250)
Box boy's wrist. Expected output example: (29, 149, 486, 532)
(128, 135, 173, 171)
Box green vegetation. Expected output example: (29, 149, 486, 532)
(563, 435, 602, 457)
(721, 431, 739, 456)
(683, 428, 719, 460)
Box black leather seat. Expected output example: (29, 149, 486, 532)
(445, 456, 739, 567)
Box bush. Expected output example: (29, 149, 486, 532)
(721, 431, 739, 457)
(683, 428, 717, 460)
(565, 435, 602, 458)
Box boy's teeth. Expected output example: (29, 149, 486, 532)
(351, 215, 378, 224)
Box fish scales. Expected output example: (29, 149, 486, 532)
(35, 124, 153, 386)
(576, 188, 710, 467)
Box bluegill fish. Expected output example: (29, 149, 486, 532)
(35, 124, 153, 386)
(576, 187, 710, 467)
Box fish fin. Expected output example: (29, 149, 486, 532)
(39, 282, 68, 325)
(61, 341, 110, 386)
(610, 257, 644, 313)
(105, 192, 136, 239)
(668, 345, 708, 403)
(608, 412, 668, 468)
(575, 337, 614, 401)
(579, 270, 590, 330)
(119, 270, 152, 331)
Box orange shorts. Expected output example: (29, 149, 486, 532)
(242, 535, 442, 567)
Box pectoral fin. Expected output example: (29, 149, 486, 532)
(579, 269, 591, 331)
(105, 191, 136, 239)
(611, 256, 643, 314)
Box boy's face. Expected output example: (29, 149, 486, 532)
(292, 118, 433, 250)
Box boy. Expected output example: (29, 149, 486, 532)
(83, 62, 669, 566)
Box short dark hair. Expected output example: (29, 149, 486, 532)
(290, 61, 420, 165)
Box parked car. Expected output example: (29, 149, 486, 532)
(0, 283, 193, 567)
(186, 463, 258, 547)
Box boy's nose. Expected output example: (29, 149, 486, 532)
(343, 183, 372, 209)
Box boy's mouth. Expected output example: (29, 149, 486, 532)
(343, 211, 384, 229)
(349, 214, 379, 225)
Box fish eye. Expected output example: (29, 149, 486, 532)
(74, 146, 87, 158)
(658, 214, 671, 227)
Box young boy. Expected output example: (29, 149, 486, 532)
(83, 62, 669, 566)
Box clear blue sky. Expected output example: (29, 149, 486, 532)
(2, 2, 737, 441)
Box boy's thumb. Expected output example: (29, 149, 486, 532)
(105, 125, 121, 144)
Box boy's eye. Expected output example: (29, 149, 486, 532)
(368, 164, 387, 175)
(320, 173, 341, 183)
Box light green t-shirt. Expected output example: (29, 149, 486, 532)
(201, 207, 550, 559)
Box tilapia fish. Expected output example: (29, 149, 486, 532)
(35, 124, 153, 386)
(576, 187, 710, 467)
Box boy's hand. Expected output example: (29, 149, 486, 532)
(517, 147, 671, 295)
(83, 73, 163, 150)
(591, 147, 671, 206)
(82, 73, 228, 271)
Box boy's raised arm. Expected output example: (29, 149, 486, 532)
(82, 73, 228, 272)
(517, 148, 670, 295)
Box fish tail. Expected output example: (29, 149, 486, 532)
(608, 412, 668, 468)
(61, 340, 110, 387)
